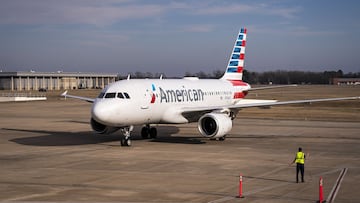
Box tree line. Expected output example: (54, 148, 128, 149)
(120, 69, 359, 85)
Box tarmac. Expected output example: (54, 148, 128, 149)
(0, 99, 359, 202)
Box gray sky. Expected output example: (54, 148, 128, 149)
(1, 0, 359, 76)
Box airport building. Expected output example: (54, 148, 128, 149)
(0, 71, 118, 91)
(332, 78, 360, 85)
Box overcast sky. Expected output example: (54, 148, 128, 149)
(1, 0, 359, 76)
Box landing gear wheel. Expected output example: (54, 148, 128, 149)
(141, 127, 149, 139)
(120, 126, 133, 147)
(125, 137, 131, 146)
(149, 127, 157, 139)
(121, 137, 132, 146)
(209, 136, 226, 141)
(230, 111, 236, 120)
(219, 135, 226, 141)
(141, 125, 157, 139)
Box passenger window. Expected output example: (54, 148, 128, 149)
(117, 92, 124, 99)
(98, 92, 105, 98)
(104, 92, 116, 98)
(124, 92, 130, 99)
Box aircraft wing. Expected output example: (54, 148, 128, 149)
(180, 99, 277, 122)
(249, 84, 297, 91)
(181, 96, 360, 119)
(228, 96, 360, 109)
(61, 91, 95, 103)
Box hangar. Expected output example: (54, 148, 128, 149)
(0, 71, 118, 91)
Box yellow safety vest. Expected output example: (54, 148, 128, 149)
(295, 152, 305, 164)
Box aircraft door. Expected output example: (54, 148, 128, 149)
(141, 88, 151, 110)
(138, 83, 158, 123)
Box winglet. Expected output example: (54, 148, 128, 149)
(61, 90, 68, 97)
(60, 90, 95, 103)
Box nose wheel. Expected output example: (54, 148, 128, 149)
(120, 126, 133, 146)
(121, 137, 131, 146)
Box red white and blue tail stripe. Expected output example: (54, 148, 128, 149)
(221, 28, 250, 99)
(221, 28, 247, 81)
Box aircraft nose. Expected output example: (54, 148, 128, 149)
(91, 101, 112, 124)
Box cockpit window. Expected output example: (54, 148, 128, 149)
(98, 92, 105, 98)
(116, 92, 130, 99)
(104, 92, 116, 98)
(117, 93, 124, 99)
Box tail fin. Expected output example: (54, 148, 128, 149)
(221, 28, 247, 81)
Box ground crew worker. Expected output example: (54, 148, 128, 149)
(290, 147, 306, 183)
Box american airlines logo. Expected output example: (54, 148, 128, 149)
(158, 87, 204, 103)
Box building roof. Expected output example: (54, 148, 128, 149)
(0, 71, 118, 77)
(333, 78, 360, 82)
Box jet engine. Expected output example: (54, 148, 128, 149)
(198, 113, 232, 138)
(90, 118, 119, 134)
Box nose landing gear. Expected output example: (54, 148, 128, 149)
(120, 126, 133, 146)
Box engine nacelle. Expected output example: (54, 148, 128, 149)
(198, 113, 233, 138)
(90, 118, 119, 134)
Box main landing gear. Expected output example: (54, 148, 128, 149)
(210, 135, 227, 141)
(120, 125, 158, 147)
(141, 124, 157, 139)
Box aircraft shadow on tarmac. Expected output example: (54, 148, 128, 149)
(61, 120, 90, 125)
(149, 136, 206, 144)
(4, 126, 205, 146)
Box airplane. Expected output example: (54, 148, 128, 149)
(62, 28, 359, 146)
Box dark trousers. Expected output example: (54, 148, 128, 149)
(296, 163, 304, 182)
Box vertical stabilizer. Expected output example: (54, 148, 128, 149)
(221, 28, 247, 81)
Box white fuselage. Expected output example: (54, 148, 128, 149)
(91, 78, 250, 127)
(61, 27, 359, 145)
